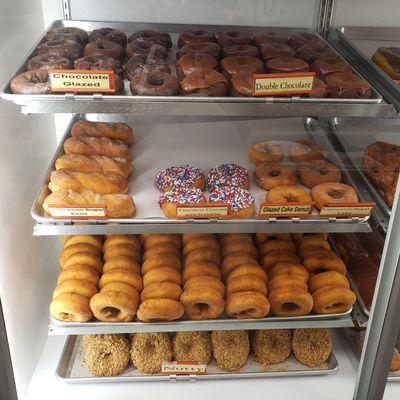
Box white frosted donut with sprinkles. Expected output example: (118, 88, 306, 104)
(207, 163, 249, 190)
(158, 187, 206, 218)
(209, 186, 255, 218)
(156, 165, 206, 192)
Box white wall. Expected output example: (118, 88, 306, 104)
(0, 1, 59, 398)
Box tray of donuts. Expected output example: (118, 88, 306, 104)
(56, 329, 337, 382)
(48, 233, 357, 332)
(1, 19, 381, 103)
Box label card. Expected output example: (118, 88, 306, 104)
(49, 69, 116, 93)
(48, 205, 108, 219)
(176, 203, 231, 219)
(319, 202, 375, 218)
(253, 72, 315, 96)
(161, 361, 207, 375)
(259, 202, 314, 218)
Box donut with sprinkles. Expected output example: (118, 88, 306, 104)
(209, 186, 255, 218)
(156, 165, 206, 192)
(159, 187, 206, 218)
(207, 163, 249, 190)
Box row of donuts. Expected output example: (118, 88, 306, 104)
(83, 328, 333, 377)
(43, 120, 136, 218)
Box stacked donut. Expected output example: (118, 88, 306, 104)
(296, 234, 356, 314)
(50, 235, 103, 322)
(137, 234, 185, 322)
(90, 235, 141, 322)
(43, 120, 136, 219)
(256, 233, 313, 317)
(219, 234, 269, 319)
(180, 233, 225, 320)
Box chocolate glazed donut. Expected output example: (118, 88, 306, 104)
(259, 42, 295, 61)
(84, 39, 125, 60)
(180, 69, 228, 96)
(222, 45, 259, 58)
(45, 27, 88, 44)
(125, 40, 167, 60)
(128, 30, 172, 50)
(74, 55, 124, 77)
(125, 55, 170, 80)
(27, 54, 72, 70)
(221, 56, 264, 78)
(130, 71, 180, 96)
(37, 40, 83, 61)
(176, 43, 221, 60)
(10, 69, 51, 94)
(89, 28, 127, 46)
(178, 30, 216, 48)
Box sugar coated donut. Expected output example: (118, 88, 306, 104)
(226, 291, 270, 318)
(184, 247, 221, 267)
(173, 331, 212, 364)
(309, 270, 350, 293)
(52, 279, 98, 300)
(99, 269, 143, 292)
(159, 187, 206, 218)
(184, 275, 225, 296)
(254, 233, 291, 245)
(221, 242, 258, 258)
(207, 163, 249, 190)
(311, 182, 358, 210)
(266, 185, 312, 203)
(64, 235, 103, 250)
(182, 261, 221, 284)
(102, 256, 140, 274)
(303, 253, 346, 275)
(261, 251, 300, 271)
(103, 235, 140, 251)
(209, 186, 255, 218)
(258, 239, 297, 257)
(254, 162, 297, 190)
(268, 262, 309, 282)
(226, 275, 267, 296)
(59, 243, 102, 268)
(181, 287, 225, 320)
(143, 243, 180, 260)
(136, 299, 185, 322)
(268, 274, 308, 292)
(50, 293, 92, 322)
(143, 266, 181, 287)
(221, 252, 258, 277)
(227, 264, 267, 283)
(142, 234, 182, 251)
(312, 285, 356, 314)
(289, 140, 324, 162)
(103, 244, 141, 262)
(299, 236, 330, 250)
(298, 160, 342, 188)
(269, 287, 313, 316)
(183, 238, 220, 258)
(248, 142, 284, 165)
(101, 282, 138, 298)
(141, 254, 182, 275)
(62, 252, 103, 274)
(57, 265, 99, 286)
(156, 165, 206, 192)
(140, 281, 182, 301)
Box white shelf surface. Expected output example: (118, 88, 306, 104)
(24, 332, 400, 400)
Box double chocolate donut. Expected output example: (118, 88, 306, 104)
(84, 39, 125, 60)
(27, 54, 72, 70)
(89, 28, 127, 46)
(260, 42, 295, 61)
(74, 55, 124, 77)
(129, 30, 172, 50)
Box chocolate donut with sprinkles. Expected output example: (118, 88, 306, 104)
(158, 187, 207, 218)
(209, 186, 255, 218)
(207, 164, 249, 190)
(156, 165, 206, 192)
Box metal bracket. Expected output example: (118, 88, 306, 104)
(62, 0, 71, 20)
(315, 0, 336, 38)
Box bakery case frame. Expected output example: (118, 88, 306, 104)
(3, 0, 400, 399)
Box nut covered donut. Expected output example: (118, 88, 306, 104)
(311, 182, 358, 210)
(130, 72, 180, 96)
(209, 186, 255, 218)
(158, 187, 206, 218)
(266, 185, 312, 203)
(27, 54, 72, 70)
(10, 69, 52, 94)
(173, 331, 212, 364)
(289, 140, 324, 162)
(248, 141, 284, 165)
(207, 163, 249, 189)
(254, 162, 297, 190)
(298, 159, 342, 188)
(156, 165, 206, 192)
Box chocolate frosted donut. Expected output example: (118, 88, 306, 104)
(130, 71, 180, 96)
(125, 40, 167, 60)
(217, 31, 252, 47)
(296, 44, 338, 62)
(230, 73, 255, 97)
(89, 28, 127, 46)
(45, 27, 88, 44)
(221, 56, 264, 77)
(176, 42, 221, 60)
(326, 72, 372, 99)
(311, 58, 352, 77)
(74, 55, 123, 77)
(266, 57, 310, 73)
(176, 52, 219, 80)
(178, 30, 216, 48)
(84, 39, 125, 60)
(260, 42, 295, 61)
(222, 45, 259, 58)
(10, 69, 51, 94)
(37, 40, 83, 61)
(289, 32, 324, 49)
(27, 54, 72, 70)
(181, 69, 228, 96)
(254, 32, 287, 46)
(309, 77, 328, 98)
(125, 55, 170, 80)
(129, 30, 172, 49)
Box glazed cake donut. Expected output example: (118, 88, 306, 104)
(173, 331, 212, 364)
(143, 266, 181, 287)
(312, 285, 356, 314)
(182, 261, 221, 284)
(27, 54, 72, 70)
(183, 238, 220, 258)
(248, 141, 284, 165)
(221, 252, 258, 277)
(269, 287, 313, 316)
(10, 69, 51, 94)
(254, 162, 297, 190)
(102, 257, 140, 274)
(50, 292, 92, 322)
(156, 165, 206, 192)
(184, 275, 225, 296)
(143, 243, 180, 261)
(141, 254, 182, 275)
(52, 279, 97, 300)
(176, 42, 221, 59)
(221, 242, 258, 258)
(184, 248, 221, 267)
(141, 234, 181, 251)
(45, 27, 88, 44)
(268, 262, 309, 282)
(298, 160, 342, 188)
(178, 30, 216, 48)
(140, 281, 183, 301)
(268, 275, 308, 293)
(90, 290, 139, 322)
(125, 55, 170, 80)
(158, 187, 206, 218)
(207, 163, 249, 190)
(303, 253, 346, 275)
(89, 28, 127, 46)
(258, 239, 297, 257)
(209, 186, 255, 218)
(57, 265, 100, 286)
(217, 31, 252, 47)
(181, 287, 225, 320)
(227, 264, 267, 283)
(266, 185, 312, 203)
(260, 251, 300, 271)
(226, 291, 270, 318)
(289, 140, 324, 162)
(130, 71, 180, 96)
(226, 275, 267, 296)
(311, 182, 358, 210)
(222, 44, 259, 58)
(136, 299, 185, 322)
(37, 40, 83, 61)
(128, 30, 172, 49)
(309, 270, 350, 293)
(74, 55, 124, 76)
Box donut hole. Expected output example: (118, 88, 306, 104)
(281, 302, 300, 312)
(101, 306, 121, 318)
(317, 168, 329, 176)
(148, 76, 165, 86)
(327, 189, 343, 199)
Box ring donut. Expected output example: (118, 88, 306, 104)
(311, 182, 358, 210)
(143, 266, 181, 287)
(143, 243, 180, 260)
(269, 287, 313, 316)
(222, 252, 258, 277)
(219, 234, 253, 246)
(53, 279, 98, 299)
(266, 185, 312, 203)
(221, 242, 258, 258)
(227, 264, 267, 283)
(303, 254, 346, 275)
(226, 291, 270, 318)
(309, 270, 350, 293)
(312, 285, 356, 314)
(181, 287, 225, 320)
(267, 275, 308, 293)
(99, 269, 143, 292)
(184, 248, 221, 267)
(268, 262, 309, 282)
(248, 141, 284, 165)
(183, 238, 220, 258)
(299, 236, 330, 250)
(50, 292, 92, 322)
(184, 275, 225, 296)
(90, 290, 139, 322)
(101, 281, 139, 298)
(289, 140, 324, 162)
(137, 299, 185, 322)
(299, 246, 336, 260)
(291, 233, 328, 246)
(103, 235, 140, 251)
(64, 235, 103, 250)
(103, 245, 141, 262)
(254, 162, 297, 190)
(182, 261, 221, 284)
(62, 252, 103, 274)
(254, 233, 291, 245)
(258, 240, 297, 257)
(60, 244, 102, 266)
(298, 159, 341, 188)
(226, 275, 267, 296)
(57, 265, 99, 286)
(182, 233, 216, 245)
(102, 256, 141, 274)
(141, 254, 182, 275)
(140, 281, 183, 301)
(261, 251, 300, 271)
(141, 234, 182, 250)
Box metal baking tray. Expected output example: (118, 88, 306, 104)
(336, 26, 400, 113)
(0, 19, 393, 118)
(32, 114, 373, 236)
(56, 335, 338, 382)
